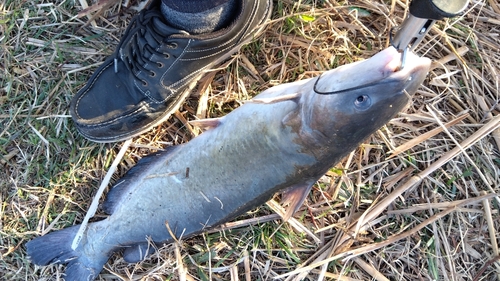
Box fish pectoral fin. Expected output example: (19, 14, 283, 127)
(189, 117, 222, 131)
(280, 180, 315, 221)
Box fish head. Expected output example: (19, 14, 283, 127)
(300, 46, 431, 150)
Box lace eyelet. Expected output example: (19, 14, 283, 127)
(157, 62, 164, 68)
(142, 80, 148, 86)
(170, 42, 178, 49)
(149, 71, 156, 77)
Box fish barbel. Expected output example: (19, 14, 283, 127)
(26, 46, 431, 281)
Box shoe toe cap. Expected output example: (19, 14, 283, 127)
(70, 63, 165, 142)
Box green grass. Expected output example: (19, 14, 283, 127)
(2, 0, 500, 280)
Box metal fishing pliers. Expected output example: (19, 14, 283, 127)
(391, 0, 469, 69)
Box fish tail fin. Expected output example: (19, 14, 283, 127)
(26, 225, 108, 281)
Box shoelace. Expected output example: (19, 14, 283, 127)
(113, 9, 178, 86)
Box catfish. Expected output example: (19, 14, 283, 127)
(26, 47, 431, 281)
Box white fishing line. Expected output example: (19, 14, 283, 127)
(71, 138, 133, 250)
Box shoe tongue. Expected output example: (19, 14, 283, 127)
(152, 17, 190, 38)
(153, 18, 186, 38)
(136, 18, 175, 59)
(122, 17, 187, 66)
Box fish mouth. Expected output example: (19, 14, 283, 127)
(314, 47, 431, 96)
(383, 48, 431, 95)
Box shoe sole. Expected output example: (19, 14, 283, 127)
(84, 0, 273, 143)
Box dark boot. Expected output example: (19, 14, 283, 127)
(70, 0, 272, 142)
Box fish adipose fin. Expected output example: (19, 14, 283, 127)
(26, 225, 108, 281)
(280, 180, 315, 221)
(102, 146, 179, 214)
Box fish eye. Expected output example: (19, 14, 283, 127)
(354, 95, 371, 110)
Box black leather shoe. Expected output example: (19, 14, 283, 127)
(70, 0, 272, 142)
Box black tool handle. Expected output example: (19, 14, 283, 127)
(410, 0, 469, 20)
(391, 0, 469, 52)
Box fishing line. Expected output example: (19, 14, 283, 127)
(313, 76, 386, 95)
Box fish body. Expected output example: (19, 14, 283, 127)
(26, 47, 431, 281)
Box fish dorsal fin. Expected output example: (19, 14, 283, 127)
(102, 146, 179, 214)
(249, 92, 300, 104)
(280, 180, 315, 221)
(189, 118, 222, 131)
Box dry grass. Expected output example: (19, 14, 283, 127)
(1, 0, 500, 280)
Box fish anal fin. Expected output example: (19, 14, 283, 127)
(189, 118, 222, 131)
(280, 180, 315, 221)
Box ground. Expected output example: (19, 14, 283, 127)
(1, 0, 500, 280)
